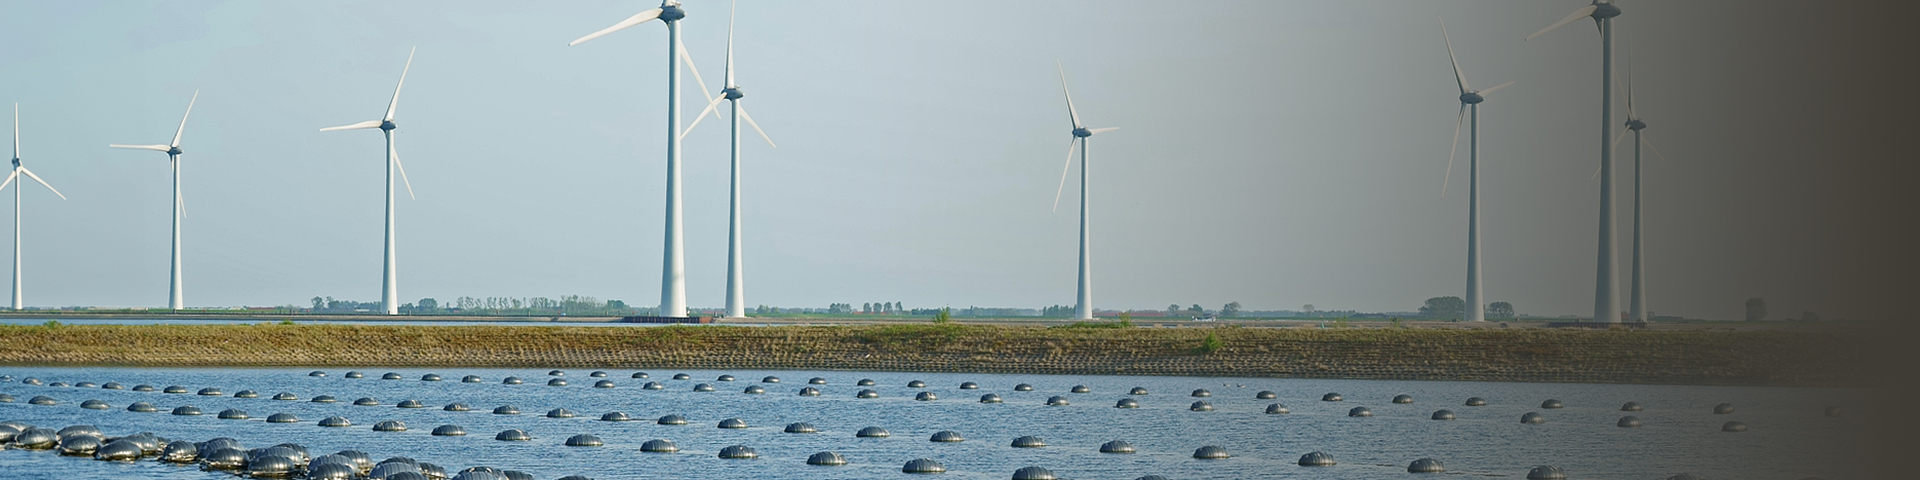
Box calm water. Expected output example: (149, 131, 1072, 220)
(0, 367, 1865, 480)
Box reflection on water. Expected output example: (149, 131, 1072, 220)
(0, 367, 1865, 480)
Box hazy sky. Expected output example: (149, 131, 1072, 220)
(0, 1, 1904, 320)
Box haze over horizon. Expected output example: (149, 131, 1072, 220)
(0, 1, 1909, 321)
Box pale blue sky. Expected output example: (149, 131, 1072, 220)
(0, 1, 1893, 319)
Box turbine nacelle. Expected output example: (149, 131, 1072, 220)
(9, 158, 17, 168)
(1459, 92, 1485, 105)
(1072, 127, 1092, 138)
(1592, 2, 1622, 19)
(723, 86, 743, 100)
(660, 4, 686, 22)
(380, 120, 397, 131)
(1626, 119, 1646, 131)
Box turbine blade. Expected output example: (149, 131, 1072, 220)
(1625, 38, 1637, 120)
(391, 137, 415, 200)
(738, 106, 775, 148)
(12, 103, 17, 160)
(173, 160, 185, 218)
(319, 120, 383, 132)
(18, 167, 64, 200)
(1443, 105, 1464, 198)
(725, 0, 737, 86)
(1612, 127, 1632, 149)
(1087, 127, 1119, 135)
(678, 37, 725, 126)
(385, 47, 416, 122)
(109, 144, 172, 152)
(1477, 81, 1516, 97)
(1056, 59, 1082, 128)
(1052, 137, 1078, 212)
(1526, 5, 1597, 41)
(1590, 164, 1602, 182)
(569, 8, 663, 46)
(1439, 16, 1470, 94)
(680, 94, 727, 139)
(1642, 134, 1669, 163)
(170, 90, 198, 148)
(0, 171, 16, 192)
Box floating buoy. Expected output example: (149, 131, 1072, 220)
(1323, 393, 1343, 402)
(344, 371, 363, 378)
(1013, 466, 1058, 480)
(785, 422, 817, 433)
(353, 398, 379, 406)
(1348, 407, 1372, 417)
(640, 439, 679, 452)
(494, 429, 531, 441)
(502, 377, 523, 385)
(1267, 404, 1290, 414)
(1408, 458, 1446, 473)
(57, 436, 102, 456)
(1527, 465, 1568, 479)
(247, 454, 298, 477)
(446, 403, 471, 412)
(1432, 409, 1455, 420)
(159, 441, 198, 462)
(547, 378, 567, 387)
(600, 411, 632, 422)
(590, 371, 608, 378)
(218, 408, 249, 419)
(1192, 401, 1214, 411)
(546, 408, 573, 418)
(1046, 396, 1070, 406)
(1541, 399, 1564, 409)
(309, 371, 327, 377)
(318, 417, 351, 427)
(1722, 421, 1747, 432)
(718, 445, 757, 459)
(398, 399, 425, 408)
(1015, 383, 1034, 391)
(762, 376, 780, 383)
(493, 405, 519, 415)
(960, 382, 980, 389)
(594, 380, 615, 388)
(713, 374, 730, 381)
(274, 392, 298, 401)
(1622, 401, 1644, 411)
(74, 382, 98, 388)
(631, 372, 650, 379)
(644, 381, 665, 390)
(381, 372, 402, 380)
(374, 420, 407, 432)
(550, 370, 566, 376)
(29, 395, 57, 405)
(1193, 445, 1231, 459)
(429, 424, 464, 436)
(463, 375, 483, 383)
(81, 399, 109, 410)
(1299, 451, 1336, 466)
(1191, 389, 1211, 397)
(1714, 403, 1735, 414)
(308, 463, 358, 480)
(94, 439, 144, 461)
(858, 389, 880, 399)
(1256, 391, 1276, 399)
(808, 451, 848, 465)
(565, 434, 603, 447)
(808, 377, 827, 384)
(200, 447, 247, 469)
(657, 414, 688, 425)
(916, 391, 938, 401)
(1130, 387, 1149, 395)
(1100, 440, 1135, 453)
(902, 458, 945, 473)
(799, 387, 822, 397)
(1116, 398, 1140, 409)
(133, 384, 154, 392)
(312, 395, 337, 403)
(1012, 435, 1047, 448)
(163, 385, 188, 393)
(693, 383, 714, 392)
(1393, 394, 1415, 404)
(1618, 416, 1643, 427)
(101, 382, 123, 390)
(268, 413, 300, 423)
(857, 378, 875, 386)
(1521, 412, 1546, 424)
(980, 393, 1003, 403)
(719, 418, 748, 429)
(172, 405, 202, 415)
(1465, 397, 1488, 406)
(1071, 385, 1090, 393)
(421, 374, 442, 381)
(743, 385, 766, 394)
(931, 430, 965, 442)
(908, 380, 927, 388)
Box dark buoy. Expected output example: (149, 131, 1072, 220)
(1267, 403, 1290, 414)
(644, 381, 666, 390)
(81, 399, 109, 410)
(74, 382, 97, 388)
(1527, 465, 1568, 479)
(1011, 435, 1047, 448)
(493, 405, 519, 415)
(1394, 394, 1415, 404)
(502, 377, 523, 385)
(94, 438, 144, 461)
(547, 378, 568, 386)
(374, 420, 408, 432)
(463, 375, 483, 383)
(13, 428, 57, 449)
(640, 439, 679, 452)
(494, 429, 531, 441)
(1722, 421, 1747, 432)
(273, 392, 298, 401)
(713, 374, 730, 381)
(744, 385, 766, 394)
(908, 380, 927, 388)
(431, 425, 466, 436)
(102, 382, 123, 390)
(601, 411, 632, 422)
(308, 463, 357, 480)
(218, 408, 249, 419)
(1299, 451, 1336, 466)
(1826, 406, 1843, 417)
(719, 418, 748, 429)
(762, 376, 780, 383)
(671, 373, 691, 380)
(1256, 390, 1276, 399)
(1015, 383, 1034, 391)
(931, 430, 965, 442)
(28, 395, 56, 405)
(634, 372, 652, 379)
(0, 394, 15, 402)
(353, 397, 380, 406)
(164, 385, 188, 393)
(344, 371, 364, 378)
(807, 451, 848, 465)
(546, 408, 574, 418)
(247, 454, 298, 477)
(1466, 397, 1487, 406)
(133, 384, 154, 391)
(857, 378, 874, 386)
(1191, 401, 1214, 411)
(1116, 398, 1140, 408)
(549, 370, 566, 376)
(1071, 385, 1090, 393)
(916, 391, 938, 401)
(48, 382, 67, 387)
(234, 390, 259, 398)
(960, 382, 980, 389)
(1193, 445, 1231, 459)
(858, 389, 881, 399)
(23, 377, 43, 385)
(857, 426, 890, 438)
(446, 403, 471, 412)
(1714, 403, 1735, 414)
(382, 372, 402, 380)
(1618, 416, 1643, 427)
(1187, 388, 1212, 398)
(808, 377, 827, 384)
(399, 399, 426, 408)
(693, 383, 715, 392)
(1408, 458, 1446, 473)
(1130, 387, 1149, 395)
(312, 395, 337, 403)
(657, 414, 688, 425)
(1348, 406, 1372, 417)
(1622, 401, 1644, 411)
(565, 434, 603, 447)
(981, 393, 1004, 403)
(902, 458, 945, 473)
(1046, 396, 1070, 406)
(172, 405, 203, 415)
(161, 440, 199, 462)
(799, 387, 822, 396)
(421, 374, 442, 381)
(201, 447, 247, 469)
(309, 371, 327, 377)
(1013, 466, 1058, 480)
(57, 436, 102, 456)
(268, 413, 300, 423)
(1100, 440, 1136, 453)
(718, 445, 757, 459)
(590, 371, 608, 378)
(594, 380, 615, 388)
(1322, 392, 1343, 402)
(1541, 399, 1564, 409)
(319, 416, 352, 427)
(785, 422, 817, 433)
(1521, 412, 1546, 424)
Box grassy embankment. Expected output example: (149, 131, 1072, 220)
(0, 323, 1866, 387)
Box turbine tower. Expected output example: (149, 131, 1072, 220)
(320, 47, 420, 316)
(6, 104, 68, 310)
(110, 90, 198, 310)
(1529, 0, 1623, 323)
(1439, 17, 1516, 322)
(571, 0, 726, 318)
(687, 0, 777, 319)
(1611, 48, 1667, 322)
(1051, 61, 1118, 321)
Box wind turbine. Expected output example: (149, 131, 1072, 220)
(1051, 61, 1118, 321)
(685, 0, 776, 319)
(570, 0, 727, 318)
(1439, 17, 1515, 323)
(1528, 0, 1624, 323)
(109, 90, 198, 310)
(6, 104, 68, 310)
(1610, 47, 1667, 323)
(319, 47, 419, 316)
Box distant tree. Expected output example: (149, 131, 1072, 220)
(1167, 304, 1181, 316)
(311, 296, 325, 310)
(1302, 304, 1316, 317)
(1486, 301, 1515, 319)
(1188, 304, 1204, 315)
(1745, 298, 1767, 321)
(1117, 311, 1134, 327)
(418, 298, 438, 310)
(608, 300, 627, 310)
(1419, 296, 1467, 319)
(1800, 311, 1821, 322)
(1220, 301, 1242, 317)
(932, 308, 952, 324)
(862, 302, 872, 313)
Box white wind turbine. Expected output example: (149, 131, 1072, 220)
(319, 47, 419, 316)
(1609, 47, 1667, 323)
(109, 91, 198, 310)
(571, 0, 727, 318)
(1529, 0, 1625, 323)
(1051, 61, 1118, 321)
(1439, 17, 1516, 323)
(6, 104, 68, 310)
(685, 0, 776, 319)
